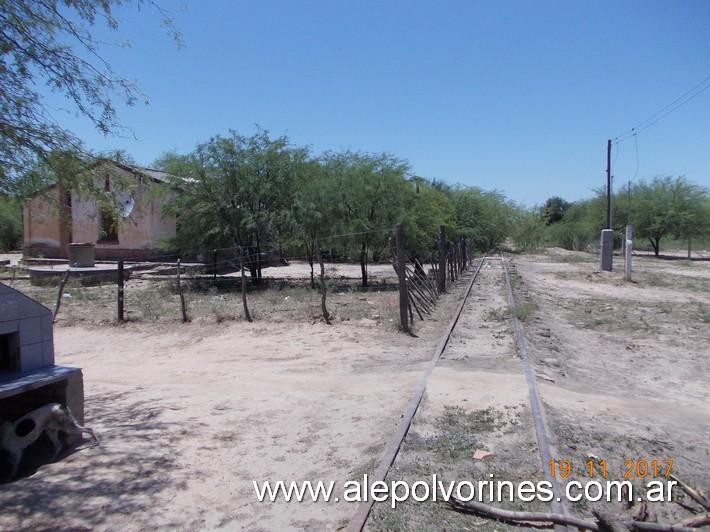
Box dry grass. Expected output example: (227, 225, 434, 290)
(370, 406, 545, 531)
(8, 278, 401, 327)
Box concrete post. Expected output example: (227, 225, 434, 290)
(624, 224, 633, 281)
(600, 229, 613, 272)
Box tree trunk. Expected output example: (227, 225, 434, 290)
(688, 236, 692, 260)
(177, 258, 189, 323)
(360, 241, 368, 287)
(308, 257, 315, 288)
(316, 230, 331, 325)
(650, 237, 660, 257)
(239, 248, 252, 322)
(305, 238, 315, 289)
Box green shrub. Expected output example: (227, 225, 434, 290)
(0, 196, 21, 251)
(510, 212, 545, 251)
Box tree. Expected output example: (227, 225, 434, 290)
(324, 151, 411, 287)
(451, 187, 512, 252)
(0, 195, 22, 251)
(541, 196, 570, 225)
(510, 208, 545, 251)
(631, 176, 709, 257)
(544, 199, 598, 251)
(667, 179, 710, 256)
(401, 177, 455, 260)
(290, 159, 342, 288)
(158, 130, 309, 281)
(0, 0, 179, 191)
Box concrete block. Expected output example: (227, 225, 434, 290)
(42, 340, 55, 366)
(0, 320, 19, 335)
(15, 296, 48, 319)
(19, 316, 43, 346)
(0, 301, 19, 321)
(65, 369, 85, 425)
(21, 342, 44, 373)
(600, 229, 614, 272)
(41, 314, 53, 342)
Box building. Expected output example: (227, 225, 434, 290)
(23, 161, 177, 261)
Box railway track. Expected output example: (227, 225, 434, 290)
(347, 254, 569, 531)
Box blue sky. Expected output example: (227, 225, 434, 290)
(43, 0, 710, 205)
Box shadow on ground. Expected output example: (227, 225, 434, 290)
(0, 391, 202, 530)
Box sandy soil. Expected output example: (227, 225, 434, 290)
(370, 250, 709, 529)
(0, 275, 470, 531)
(244, 261, 397, 282)
(512, 250, 710, 522)
(1, 250, 708, 530)
(370, 259, 549, 530)
(0, 252, 21, 266)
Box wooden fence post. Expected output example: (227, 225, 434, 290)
(177, 258, 190, 323)
(52, 269, 70, 323)
(446, 242, 456, 283)
(239, 247, 253, 322)
(457, 240, 461, 274)
(430, 256, 439, 295)
(461, 236, 468, 270)
(395, 224, 410, 333)
(438, 225, 446, 292)
(117, 260, 125, 322)
(315, 230, 331, 325)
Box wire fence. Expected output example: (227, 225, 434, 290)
(1, 224, 476, 331)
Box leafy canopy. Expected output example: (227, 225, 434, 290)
(0, 0, 178, 191)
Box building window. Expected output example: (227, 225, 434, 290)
(99, 208, 118, 242)
(98, 175, 118, 243)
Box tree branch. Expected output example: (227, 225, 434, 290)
(447, 498, 710, 532)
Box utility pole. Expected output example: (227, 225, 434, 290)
(627, 180, 631, 221)
(606, 139, 612, 229)
(600, 139, 614, 272)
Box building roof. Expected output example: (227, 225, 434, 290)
(112, 162, 175, 184)
(25, 159, 184, 199)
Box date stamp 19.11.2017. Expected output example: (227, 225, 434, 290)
(548, 458, 674, 480)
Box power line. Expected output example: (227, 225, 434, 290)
(614, 73, 710, 143)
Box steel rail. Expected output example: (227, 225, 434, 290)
(346, 256, 487, 532)
(500, 253, 570, 528)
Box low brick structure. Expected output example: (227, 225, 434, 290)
(0, 282, 85, 440)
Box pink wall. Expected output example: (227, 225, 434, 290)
(23, 187, 63, 258)
(24, 165, 177, 259)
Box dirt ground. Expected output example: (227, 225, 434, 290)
(1, 249, 708, 530)
(511, 248, 710, 523)
(371, 249, 709, 529)
(0, 267, 472, 531)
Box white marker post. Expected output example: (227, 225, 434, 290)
(624, 225, 633, 281)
